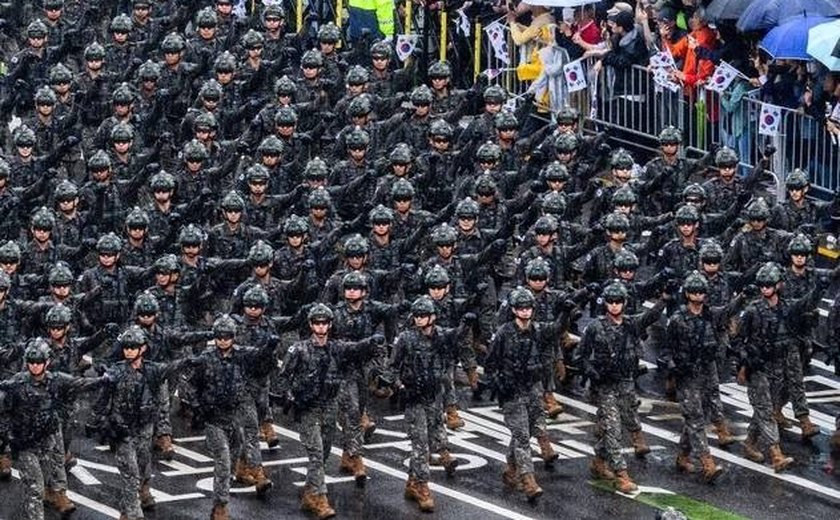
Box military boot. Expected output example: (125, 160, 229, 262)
(536, 433, 559, 466)
(665, 376, 677, 401)
(614, 470, 638, 494)
(675, 451, 695, 473)
(543, 392, 563, 419)
(520, 473, 543, 502)
(631, 430, 651, 457)
(713, 421, 736, 447)
(589, 456, 615, 480)
(769, 444, 793, 473)
(315, 493, 337, 519)
(64, 451, 77, 469)
(211, 502, 230, 520)
(259, 421, 280, 448)
(155, 434, 175, 460)
(773, 409, 791, 429)
(140, 480, 156, 509)
(742, 433, 765, 463)
(502, 457, 520, 488)
(699, 453, 723, 483)
(466, 367, 479, 390)
(0, 453, 11, 480)
(234, 459, 256, 486)
(44, 488, 76, 514)
(252, 465, 273, 495)
(361, 411, 377, 442)
(405, 476, 434, 511)
(339, 451, 354, 473)
(300, 485, 320, 515)
(349, 455, 367, 486)
(438, 450, 460, 477)
(445, 405, 465, 430)
(797, 415, 819, 440)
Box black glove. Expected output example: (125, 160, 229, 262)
(742, 284, 758, 298)
(462, 312, 478, 323)
(303, 258, 316, 270)
(370, 333, 386, 345)
(763, 144, 776, 158)
(104, 322, 121, 337)
(61, 135, 80, 148)
(491, 238, 507, 252)
(529, 179, 545, 193)
(145, 162, 161, 173)
(585, 282, 601, 295)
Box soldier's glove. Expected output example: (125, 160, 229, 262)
(371, 334, 386, 345)
(560, 299, 578, 312)
(490, 238, 507, 253)
(736, 366, 748, 386)
(708, 142, 721, 155)
(236, 140, 251, 154)
(584, 364, 600, 383)
(736, 189, 753, 207)
(585, 282, 601, 296)
(397, 300, 412, 314)
(528, 179, 545, 193)
(763, 144, 776, 158)
(742, 284, 758, 298)
(635, 364, 649, 378)
(529, 148, 545, 163)
(321, 111, 336, 122)
(596, 142, 611, 156)
(144, 162, 161, 174)
(104, 322, 121, 337)
(61, 135, 80, 148)
(462, 312, 478, 324)
(302, 258, 316, 270)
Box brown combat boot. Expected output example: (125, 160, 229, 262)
(361, 411, 377, 440)
(699, 453, 723, 484)
(742, 433, 765, 463)
(140, 480, 156, 509)
(614, 470, 639, 494)
(797, 415, 820, 440)
(44, 488, 76, 514)
(543, 392, 564, 419)
(502, 457, 520, 488)
(631, 430, 651, 457)
(773, 409, 792, 429)
(339, 451, 354, 473)
(0, 452, 11, 480)
(349, 455, 367, 486)
(155, 434, 175, 460)
(234, 459, 256, 486)
(520, 473, 543, 502)
(438, 450, 460, 477)
(466, 367, 479, 390)
(536, 433, 559, 466)
(252, 465, 273, 495)
(675, 451, 696, 473)
(300, 485, 320, 515)
(259, 421, 280, 448)
(769, 444, 794, 473)
(405, 476, 434, 511)
(314, 493, 337, 519)
(445, 405, 465, 430)
(211, 502, 230, 520)
(713, 421, 736, 447)
(589, 456, 616, 481)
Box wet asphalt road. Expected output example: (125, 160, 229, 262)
(3, 338, 840, 519)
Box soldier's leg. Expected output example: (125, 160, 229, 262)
(701, 361, 725, 425)
(44, 430, 68, 494)
(239, 400, 263, 468)
(595, 386, 626, 472)
(299, 408, 328, 495)
(405, 403, 431, 483)
(679, 379, 710, 456)
(114, 437, 144, 519)
(618, 379, 649, 457)
(784, 345, 810, 419)
(338, 379, 363, 457)
(502, 396, 535, 477)
(255, 377, 279, 448)
(746, 371, 780, 449)
(205, 423, 232, 507)
(16, 448, 46, 520)
(154, 380, 174, 458)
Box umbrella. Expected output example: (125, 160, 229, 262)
(807, 19, 840, 71)
(706, 0, 758, 21)
(737, 0, 840, 32)
(759, 16, 833, 60)
(523, 0, 599, 7)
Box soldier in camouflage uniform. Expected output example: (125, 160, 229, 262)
(278, 304, 385, 519)
(190, 315, 277, 520)
(390, 296, 465, 512)
(769, 168, 840, 236)
(487, 287, 563, 502)
(668, 272, 742, 483)
(724, 198, 792, 272)
(577, 282, 666, 493)
(736, 263, 825, 471)
(0, 339, 107, 519)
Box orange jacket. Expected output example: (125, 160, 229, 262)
(666, 26, 716, 89)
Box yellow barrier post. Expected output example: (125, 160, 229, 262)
(296, 0, 304, 34)
(474, 19, 481, 80)
(439, 10, 447, 62)
(336, 0, 344, 48)
(405, 0, 412, 33)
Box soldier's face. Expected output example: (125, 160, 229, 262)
(347, 256, 365, 269)
(48, 325, 68, 340)
(27, 361, 47, 377)
(114, 103, 132, 116)
(122, 344, 145, 361)
(393, 197, 412, 213)
(264, 17, 283, 31)
(198, 27, 216, 40)
(113, 141, 132, 154)
(547, 179, 566, 192)
(17, 146, 33, 159)
(702, 259, 720, 274)
(92, 167, 110, 182)
(760, 284, 777, 298)
(661, 143, 679, 155)
(58, 198, 77, 212)
(215, 336, 234, 350)
(535, 233, 552, 247)
(1, 262, 18, 275)
(248, 179, 267, 195)
(87, 59, 103, 71)
(51, 284, 70, 298)
(686, 291, 706, 304)
(186, 159, 203, 172)
(677, 222, 697, 237)
(513, 306, 533, 321)
(36, 102, 55, 116)
(457, 217, 476, 232)
(557, 123, 574, 134)
(310, 320, 331, 337)
(527, 277, 547, 291)
(155, 272, 172, 286)
(605, 299, 624, 316)
(133, 6, 151, 21)
(153, 189, 172, 202)
(99, 252, 118, 268)
(430, 136, 450, 151)
(276, 123, 295, 137)
(719, 165, 736, 180)
(261, 153, 280, 166)
(319, 42, 336, 54)
(372, 222, 390, 236)
(749, 218, 766, 231)
(485, 102, 502, 114)
(791, 254, 807, 267)
(254, 263, 271, 276)
(217, 3, 233, 15)
(556, 151, 574, 163)
(788, 187, 805, 202)
(428, 286, 448, 300)
(413, 314, 434, 328)
(615, 203, 632, 214)
(182, 244, 201, 257)
(348, 84, 365, 95)
(349, 148, 367, 161)
(217, 71, 234, 85)
(613, 169, 632, 184)
(431, 77, 448, 90)
(287, 235, 303, 247)
(244, 305, 264, 319)
(497, 127, 517, 140)
(372, 56, 389, 71)
(54, 82, 70, 95)
(437, 244, 454, 258)
(617, 268, 635, 281)
(343, 287, 365, 302)
(302, 66, 319, 79)
(28, 36, 46, 49)
(128, 227, 146, 240)
(223, 209, 242, 224)
(32, 227, 51, 243)
(113, 31, 129, 44)
(391, 163, 408, 176)
(414, 104, 430, 117)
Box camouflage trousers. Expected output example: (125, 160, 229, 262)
(405, 398, 448, 483)
(237, 400, 263, 467)
(501, 384, 546, 477)
(768, 345, 809, 418)
(205, 422, 238, 505)
(337, 373, 367, 456)
(154, 380, 172, 438)
(593, 382, 629, 472)
(299, 401, 339, 495)
(114, 423, 154, 519)
(746, 370, 780, 447)
(615, 379, 642, 434)
(677, 376, 711, 457)
(698, 360, 724, 425)
(249, 376, 274, 425)
(15, 431, 67, 520)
